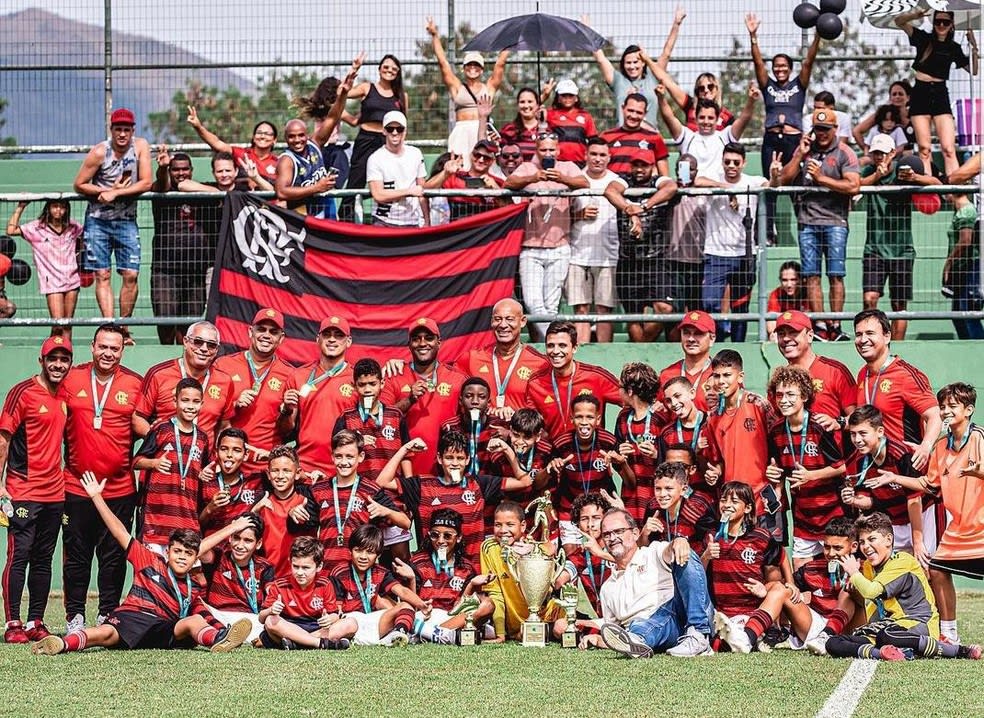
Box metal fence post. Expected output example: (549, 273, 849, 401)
(103, 0, 113, 133)
(757, 192, 770, 341)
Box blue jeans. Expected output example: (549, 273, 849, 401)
(626, 551, 714, 652)
(702, 255, 756, 342)
(952, 263, 984, 340)
(798, 224, 848, 278)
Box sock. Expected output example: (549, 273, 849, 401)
(941, 620, 959, 642)
(419, 623, 435, 642)
(917, 634, 959, 658)
(744, 609, 773, 644)
(195, 626, 219, 647)
(858, 643, 880, 659)
(825, 609, 849, 636)
(393, 608, 415, 634)
(63, 631, 87, 652)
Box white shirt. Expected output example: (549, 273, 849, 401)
(673, 126, 737, 180)
(570, 170, 623, 267)
(366, 144, 426, 226)
(704, 172, 768, 257)
(599, 542, 675, 626)
(802, 110, 854, 142)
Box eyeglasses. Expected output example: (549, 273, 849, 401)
(384, 125, 405, 134)
(429, 530, 457, 540)
(697, 83, 717, 92)
(722, 159, 742, 167)
(600, 526, 633, 541)
(254, 130, 276, 137)
(934, 18, 953, 27)
(472, 152, 495, 162)
(188, 336, 219, 351)
(499, 152, 522, 160)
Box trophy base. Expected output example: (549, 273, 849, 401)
(521, 620, 547, 647)
(561, 629, 578, 649)
(458, 628, 478, 646)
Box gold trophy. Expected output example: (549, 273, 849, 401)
(459, 612, 477, 646)
(507, 494, 563, 648)
(560, 584, 578, 648)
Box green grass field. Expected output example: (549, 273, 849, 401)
(1, 592, 982, 718)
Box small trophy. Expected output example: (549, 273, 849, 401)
(560, 584, 578, 649)
(459, 612, 477, 646)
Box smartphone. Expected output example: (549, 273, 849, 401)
(541, 157, 556, 170)
(464, 176, 485, 189)
(677, 161, 692, 185)
(120, 170, 132, 183)
(326, 167, 339, 178)
(761, 485, 782, 515)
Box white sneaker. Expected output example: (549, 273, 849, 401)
(383, 628, 409, 647)
(666, 626, 713, 657)
(96, 614, 107, 626)
(600, 622, 653, 659)
(806, 632, 830, 656)
(65, 614, 85, 634)
(714, 610, 752, 654)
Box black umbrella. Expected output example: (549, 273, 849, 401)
(462, 13, 607, 87)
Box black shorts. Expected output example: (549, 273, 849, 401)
(258, 617, 321, 648)
(104, 609, 194, 650)
(665, 260, 703, 313)
(862, 256, 913, 302)
(929, 556, 984, 581)
(616, 254, 673, 314)
(909, 80, 952, 117)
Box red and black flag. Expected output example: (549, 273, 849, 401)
(206, 193, 527, 365)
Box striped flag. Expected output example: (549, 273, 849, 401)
(206, 192, 527, 365)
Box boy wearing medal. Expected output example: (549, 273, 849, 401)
(32, 472, 253, 655)
(311, 430, 407, 572)
(279, 316, 356, 479)
(555, 492, 613, 627)
(198, 427, 265, 539)
(660, 378, 719, 500)
(251, 445, 318, 575)
(640, 461, 717, 554)
(484, 408, 554, 533)
(766, 366, 845, 568)
(441, 377, 503, 477)
(614, 362, 665, 523)
(133, 377, 211, 553)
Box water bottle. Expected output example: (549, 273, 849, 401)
(1, 496, 13, 518)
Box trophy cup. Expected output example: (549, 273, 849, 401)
(560, 584, 578, 648)
(459, 612, 477, 646)
(511, 546, 556, 647)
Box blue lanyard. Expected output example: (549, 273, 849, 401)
(244, 351, 273, 392)
(784, 412, 810, 466)
(517, 446, 535, 473)
(178, 359, 210, 394)
(234, 558, 258, 613)
(863, 356, 894, 405)
(307, 360, 347, 389)
(467, 416, 482, 476)
(358, 401, 384, 425)
(168, 568, 192, 618)
(663, 507, 681, 539)
(676, 411, 705, 450)
(948, 423, 974, 452)
(492, 348, 523, 403)
(717, 389, 744, 415)
(431, 551, 454, 578)
(90, 368, 113, 421)
(410, 362, 439, 390)
(351, 566, 374, 613)
(575, 432, 598, 494)
(170, 418, 199, 489)
(626, 408, 653, 444)
(333, 477, 361, 538)
(828, 560, 842, 591)
(551, 363, 577, 425)
(217, 472, 245, 503)
(856, 438, 886, 487)
(584, 554, 608, 596)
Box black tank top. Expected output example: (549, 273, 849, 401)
(361, 84, 402, 125)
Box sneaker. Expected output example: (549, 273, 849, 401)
(958, 643, 982, 660)
(210, 618, 252, 653)
(431, 626, 458, 645)
(813, 322, 829, 342)
(666, 626, 712, 657)
(714, 610, 751, 654)
(4, 621, 29, 644)
(31, 635, 65, 656)
(65, 614, 85, 634)
(762, 625, 790, 650)
(878, 645, 908, 661)
(281, 637, 297, 651)
(806, 633, 830, 656)
(319, 637, 350, 650)
(95, 614, 107, 626)
(24, 621, 51, 641)
(600, 623, 653, 659)
(384, 627, 410, 648)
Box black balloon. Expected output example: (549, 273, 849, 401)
(819, 0, 847, 14)
(816, 12, 843, 40)
(793, 2, 820, 29)
(0, 236, 15, 259)
(7, 258, 32, 286)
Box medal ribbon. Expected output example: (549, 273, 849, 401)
(626, 408, 653, 445)
(492, 347, 523, 404)
(168, 567, 193, 618)
(306, 360, 348, 390)
(170, 418, 199, 489)
(351, 566, 374, 613)
(676, 411, 705, 450)
(575, 432, 597, 495)
(551, 362, 577, 425)
(863, 356, 895, 405)
(90, 368, 114, 423)
(178, 358, 210, 394)
(410, 362, 439, 390)
(245, 351, 272, 391)
(784, 412, 810, 466)
(333, 476, 361, 541)
(234, 558, 259, 613)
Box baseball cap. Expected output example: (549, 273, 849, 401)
(109, 108, 136, 126)
(382, 110, 407, 129)
(629, 147, 655, 165)
(811, 109, 837, 129)
(868, 134, 895, 155)
(252, 308, 284, 329)
(775, 310, 812, 333)
(679, 311, 715, 334)
(40, 335, 73, 358)
(319, 316, 351, 336)
(556, 79, 579, 96)
(461, 51, 485, 68)
(896, 155, 924, 176)
(473, 139, 498, 155)
(409, 317, 440, 338)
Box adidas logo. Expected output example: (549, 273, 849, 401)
(423, 580, 433, 587)
(222, 571, 232, 579)
(431, 497, 442, 505)
(321, 501, 330, 508)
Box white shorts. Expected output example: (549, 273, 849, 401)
(893, 523, 913, 553)
(447, 119, 480, 170)
(792, 537, 823, 560)
(382, 525, 412, 547)
(348, 609, 388, 645)
(920, 504, 947, 555)
(787, 606, 827, 650)
(204, 604, 264, 643)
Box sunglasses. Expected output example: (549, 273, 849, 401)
(188, 336, 219, 351)
(697, 83, 717, 92)
(472, 152, 495, 161)
(252, 325, 283, 336)
(722, 159, 742, 167)
(536, 132, 558, 140)
(934, 17, 953, 27)
(384, 125, 405, 134)
(429, 530, 457, 540)
(499, 152, 522, 160)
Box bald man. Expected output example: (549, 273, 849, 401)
(274, 120, 336, 218)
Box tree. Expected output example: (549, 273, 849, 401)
(0, 98, 15, 156)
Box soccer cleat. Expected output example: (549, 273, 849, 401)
(65, 614, 85, 634)
(4, 622, 29, 644)
(281, 637, 297, 651)
(385, 628, 410, 648)
(24, 621, 51, 641)
(666, 626, 712, 657)
(806, 633, 830, 656)
(713, 611, 751, 654)
(878, 645, 908, 662)
(762, 625, 791, 650)
(319, 637, 350, 650)
(431, 626, 458, 645)
(600, 623, 653, 659)
(31, 635, 65, 656)
(957, 644, 982, 660)
(210, 618, 252, 653)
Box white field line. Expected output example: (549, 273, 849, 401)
(814, 659, 879, 718)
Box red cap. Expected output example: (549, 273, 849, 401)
(252, 308, 284, 329)
(109, 108, 136, 126)
(319, 315, 351, 336)
(628, 147, 655, 165)
(679, 310, 715, 334)
(40, 335, 73, 358)
(775, 310, 812, 332)
(409, 317, 440, 338)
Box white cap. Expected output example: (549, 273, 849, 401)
(869, 133, 895, 154)
(461, 51, 485, 68)
(382, 110, 407, 129)
(556, 79, 579, 96)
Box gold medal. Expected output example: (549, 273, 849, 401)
(92, 416, 103, 431)
(495, 395, 505, 409)
(299, 383, 313, 398)
(336, 535, 345, 547)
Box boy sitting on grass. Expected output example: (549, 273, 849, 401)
(825, 512, 981, 661)
(32, 471, 253, 655)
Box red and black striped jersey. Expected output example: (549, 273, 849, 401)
(551, 430, 618, 521)
(566, 547, 611, 616)
(198, 472, 265, 535)
(614, 407, 667, 523)
(333, 406, 409, 483)
(135, 420, 211, 546)
(600, 126, 669, 177)
(793, 554, 845, 618)
(767, 416, 845, 540)
(847, 439, 920, 526)
(484, 439, 555, 534)
(708, 526, 784, 617)
(330, 563, 399, 614)
(523, 362, 621, 441)
(262, 574, 339, 621)
(642, 493, 718, 553)
(205, 549, 275, 612)
(440, 413, 507, 475)
(545, 108, 598, 165)
(410, 551, 476, 611)
(310, 477, 397, 571)
(118, 539, 207, 620)
(0, 376, 67, 502)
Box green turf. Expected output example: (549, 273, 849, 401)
(1, 593, 981, 718)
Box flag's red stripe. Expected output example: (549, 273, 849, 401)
(304, 202, 527, 238)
